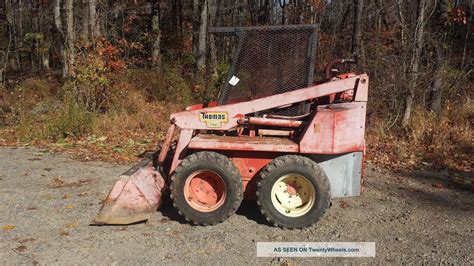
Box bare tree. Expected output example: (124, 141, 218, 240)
(351, 0, 364, 58)
(90, 0, 100, 41)
(429, 45, 445, 113)
(81, 0, 90, 42)
(208, 0, 218, 77)
(54, 0, 69, 77)
(66, 0, 75, 73)
(192, 0, 199, 55)
(151, 0, 161, 70)
(197, 0, 208, 71)
(401, 0, 428, 127)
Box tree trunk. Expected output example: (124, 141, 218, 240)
(196, 0, 208, 72)
(192, 0, 200, 55)
(402, 0, 427, 127)
(461, 0, 473, 68)
(81, 0, 90, 42)
(66, 0, 75, 74)
(208, 0, 218, 77)
(375, 0, 387, 31)
(351, 0, 364, 58)
(90, 0, 100, 41)
(151, 0, 161, 70)
(4, 0, 13, 73)
(54, 0, 68, 77)
(396, 0, 408, 76)
(5, 0, 12, 26)
(430, 45, 445, 113)
(279, 0, 287, 25)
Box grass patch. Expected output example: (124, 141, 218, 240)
(45, 100, 96, 140)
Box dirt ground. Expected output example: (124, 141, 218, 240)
(0, 146, 472, 265)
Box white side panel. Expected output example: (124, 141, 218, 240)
(312, 152, 363, 198)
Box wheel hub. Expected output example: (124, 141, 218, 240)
(271, 174, 316, 217)
(184, 170, 226, 212)
(286, 184, 298, 195)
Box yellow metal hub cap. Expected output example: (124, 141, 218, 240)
(270, 174, 316, 217)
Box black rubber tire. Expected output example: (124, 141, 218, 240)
(170, 151, 243, 225)
(256, 155, 331, 229)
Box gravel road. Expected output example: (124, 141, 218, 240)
(0, 147, 472, 264)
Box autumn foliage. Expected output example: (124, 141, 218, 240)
(0, 1, 472, 181)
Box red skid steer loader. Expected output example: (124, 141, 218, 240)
(93, 25, 368, 229)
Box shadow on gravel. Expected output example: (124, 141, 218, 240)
(236, 201, 269, 226)
(158, 195, 188, 224)
(391, 170, 474, 212)
(158, 196, 269, 225)
(398, 168, 473, 192)
(89, 220, 146, 227)
(399, 187, 473, 212)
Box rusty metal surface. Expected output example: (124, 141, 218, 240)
(158, 124, 176, 165)
(170, 129, 193, 174)
(299, 102, 367, 154)
(244, 117, 303, 128)
(171, 74, 366, 130)
(93, 160, 167, 225)
(214, 25, 318, 116)
(188, 134, 299, 153)
(354, 75, 369, 101)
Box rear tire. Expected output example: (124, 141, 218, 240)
(170, 152, 243, 225)
(257, 155, 330, 229)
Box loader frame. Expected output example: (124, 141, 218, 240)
(157, 74, 368, 200)
(94, 24, 369, 226)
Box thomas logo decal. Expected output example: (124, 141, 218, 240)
(199, 112, 228, 128)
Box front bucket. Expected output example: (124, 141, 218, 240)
(93, 159, 167, 225)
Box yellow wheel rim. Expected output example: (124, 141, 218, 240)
(270, 174, 316, 217)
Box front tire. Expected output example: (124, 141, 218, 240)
(170, 152, 243, 225)
(257, 155, 331, 229)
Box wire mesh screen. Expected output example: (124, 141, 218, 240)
(211, 25, 318, 116)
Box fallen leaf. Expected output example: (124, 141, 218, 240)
(15, 245, 27, 252)
(62, 194, 70, 199)
(50, 176, 65, 188)
(76, 179, 92, 186)
(65, 222, 79, 228)
(59, 229, 70, 236)
(2, 225, 15, 230)
(65, 204, 75, 209)
(281, 259, 295, 266)
(433, 182, 444, 189)
(26, 207, 38, 211)
(340, 201, 350, 209)
(18, 238, 36, 244)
